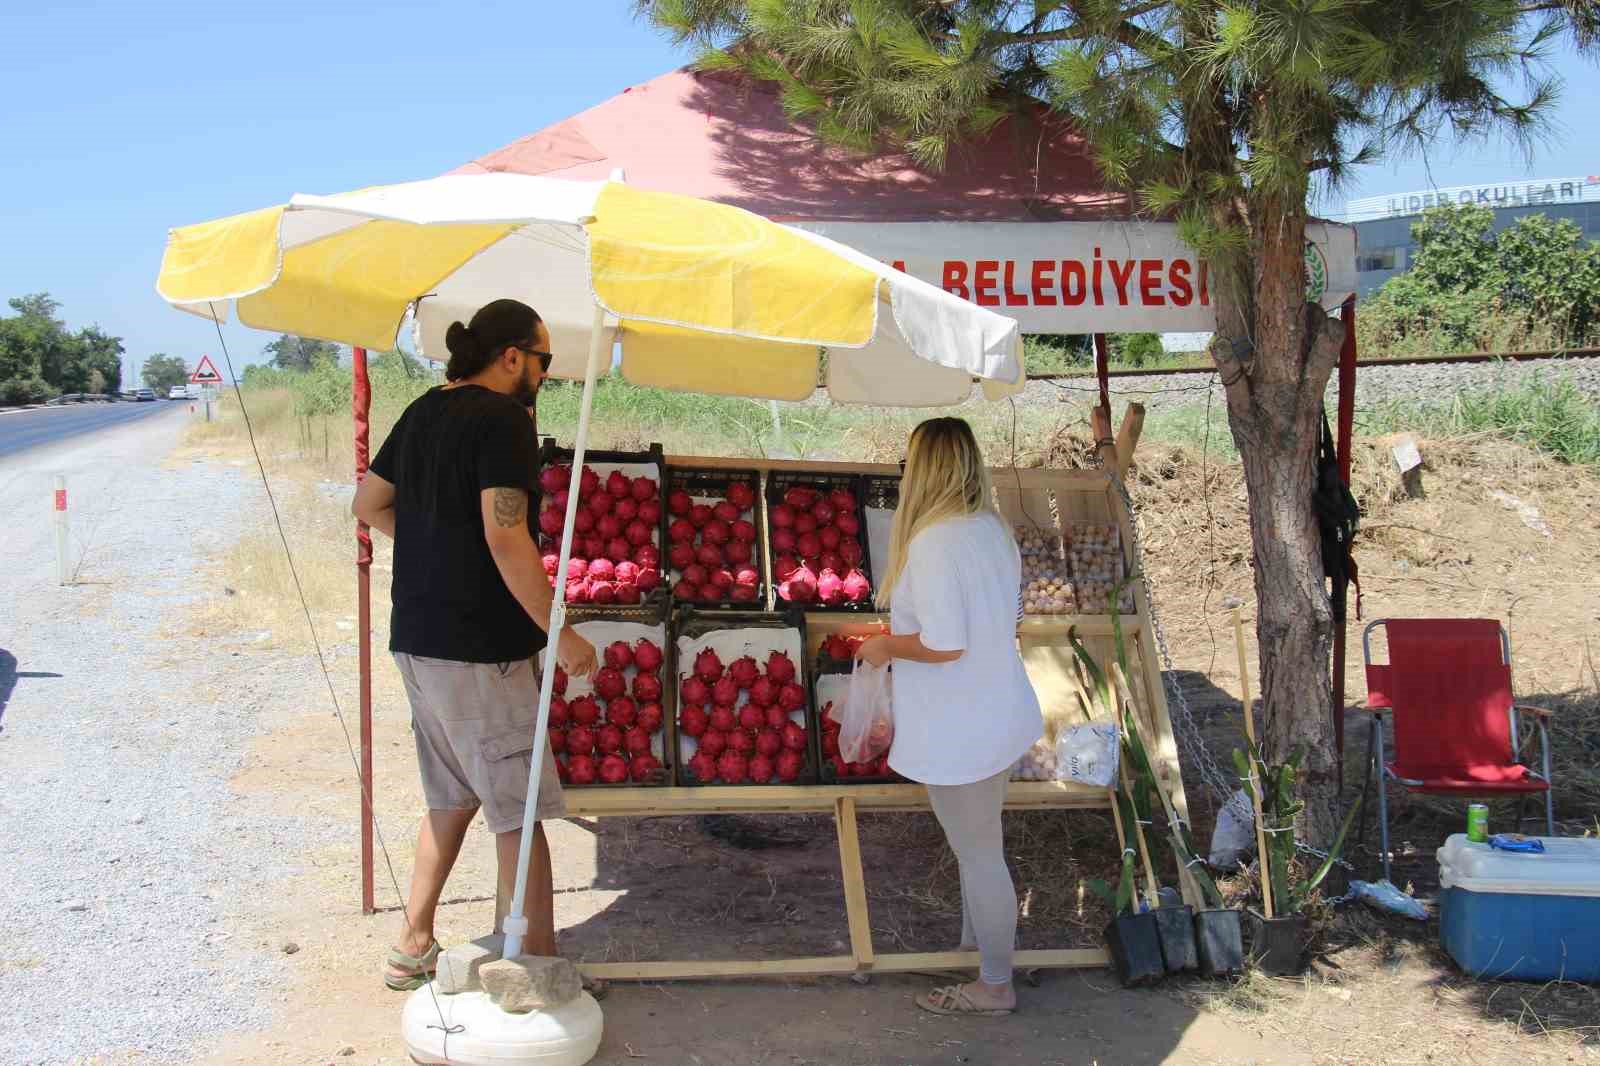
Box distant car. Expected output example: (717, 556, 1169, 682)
(168, 385, 189, 400)
(135, 388, 157, 402)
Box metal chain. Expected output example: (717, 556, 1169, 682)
(1106, 467, 1236, 806)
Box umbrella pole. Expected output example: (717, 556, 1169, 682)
(502, 304, 608, 960)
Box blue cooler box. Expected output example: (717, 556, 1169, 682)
(1438, 834, 1600, 983)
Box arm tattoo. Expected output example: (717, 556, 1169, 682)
(492, 487, 529, 529)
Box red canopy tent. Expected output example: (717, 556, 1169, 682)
(350, 67, 1361, 909)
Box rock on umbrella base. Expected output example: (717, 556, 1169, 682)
(401, 987, 604, 1066)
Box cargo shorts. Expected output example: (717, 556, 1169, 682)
(393, 653, 566, 833)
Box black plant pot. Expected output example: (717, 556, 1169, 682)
(1247, 909, 1310, 976)
(1154, 905, 1198, 973)
(1104, 912, 1165, 987)
(1194, 908, 1245, 976)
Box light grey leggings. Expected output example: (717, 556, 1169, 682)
(926, 768, 1016, 985)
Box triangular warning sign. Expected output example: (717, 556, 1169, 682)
(190, 355, 224, 384)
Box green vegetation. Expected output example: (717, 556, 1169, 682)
(1361, 204, 1600, 358)
(0, 293, 125, 404)
(141, 353, 190, 392)
(1363, 374, 1600, 469)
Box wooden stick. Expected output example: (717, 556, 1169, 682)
(1113, 664, 1202, 909)
(1116, 738, 1162, 911)
(1234, 606, 1274, 919)
(1115, 403, 1146, 480)
(834, 797, 876, 970)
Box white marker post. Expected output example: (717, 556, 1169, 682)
(54, 475, 69, 585)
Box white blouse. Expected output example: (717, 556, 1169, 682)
(886, 512, 1043, 786)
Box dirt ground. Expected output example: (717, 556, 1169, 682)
(186, 426, 1600, 1066)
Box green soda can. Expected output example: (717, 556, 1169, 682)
(1467, 803, 1489, 843)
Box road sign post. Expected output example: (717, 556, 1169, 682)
(54, 475, 69, 585)
(190, 356, 224, 421)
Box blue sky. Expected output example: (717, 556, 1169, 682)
(1, 2, 1594, 382)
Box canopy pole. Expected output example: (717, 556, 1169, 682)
(1331, 298, 1357, 792)
(503, 304, 608, 960)
(353, 345, 375, 916)
(1092, 334, 1111, 414)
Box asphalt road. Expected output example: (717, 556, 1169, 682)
(0, 402, 182, 459)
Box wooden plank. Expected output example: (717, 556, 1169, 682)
(576, 948, 1107, 982)
(1132, 602, 1191, 825)
(834, 797, 876, 969)
(869, 948, 1108, 973)
(579, 955, 860, 981)
(564, 781, 1110, 817)
(1115, 403, 1146, 480)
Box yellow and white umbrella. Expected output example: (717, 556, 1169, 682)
(158, 173, 1023, 406)
(156, 172, 1024, 966)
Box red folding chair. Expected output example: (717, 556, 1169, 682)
(1361, 618, 1554, 882)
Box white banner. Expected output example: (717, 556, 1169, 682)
(792, 220, 1357, 334)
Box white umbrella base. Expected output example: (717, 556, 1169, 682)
(401, 987, 603, 1065)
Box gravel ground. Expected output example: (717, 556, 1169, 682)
(0, 410, 340, 1064)
(1005, 353, 1600, 412)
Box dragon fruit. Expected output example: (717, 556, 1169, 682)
(773, 554, 800, 581)
(688, 503, 713, 528)
(776, 749, 805, 782)
(596, 725, 624, 754)
(633, 639, 664, 673)
(748, 753, 775, 784)
(587, 558, 615, 583)
(632, 673, 662, 703)
(724, 540, 752, 566)
(588, 491, 613, 517)
(701, 519, 730, 545)
(607, 698, 637, 729)
(770, 503, 796, 529)
(681, 676, 710, 705)
(629, 753, 662, 782)
(613, 497, 638, 523)
(599, 753, 629, 784)
(712, 676, 739, 706)
(577, 467, 600, 497)
(635, 567, 661, 592)
(726, 481, 756, 509)
(778, 562, 817, 603)
(594, 668, 626, 700)
(688, 751, 717, 782)
(630, 475, 657, 501)
(843, 569, 872, 602)
(749, 677, 778, 708)
(729, 656, 760, 690)
(625, 519, 653, 547)
(730, 519, 757, 542)
(738, 704, 764, 731)
(755, 729, 782, 757)
(766, 651, 797, 684)
(668, 518, 696, 544)
(716, 751, 749, 784)
(672, 579, 697, 601)
(817, 568, 845, 605)
(603, 640, 634, 670)
(811, 500, 836, 525)
(708, 705, 737, 732)
(777, 683, 806, 713)
(615, 583, 642, 605)
(679, 705, 708, 737)
(636, 703, 664, 732)
(694, 648, 724, 684)
(605, 470, 631, 499)
(698, 730, 727, 759)
(782, 721, 808, 752)
(638, 498, 662, 524)
(539, 465, 571, 494)
(713, 500, 740, 523)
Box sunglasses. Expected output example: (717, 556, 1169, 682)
(514, 345, 553, 373)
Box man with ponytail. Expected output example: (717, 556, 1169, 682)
(353, 298, 598, 989)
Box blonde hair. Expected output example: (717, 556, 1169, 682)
(875, 417, 997, 608)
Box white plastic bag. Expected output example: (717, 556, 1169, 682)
(839, 659, 894, 764)
(1052, 722, 1119, 787)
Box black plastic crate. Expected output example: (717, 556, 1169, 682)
(547, 599, 676, 788)
(671, 607, 819, 786)
(812, 666, 903, 784)
(662, 465, 767, 610)
(535, 439, 669, 610)
(765, 471, 875, 612)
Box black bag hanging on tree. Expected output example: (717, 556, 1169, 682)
(1312, 407, 1361, 622)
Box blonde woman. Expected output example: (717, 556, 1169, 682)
(855, 417, 1043, 1016)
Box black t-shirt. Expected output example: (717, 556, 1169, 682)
(370, 385, 544, 663)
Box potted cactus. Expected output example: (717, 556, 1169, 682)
(1237, 744, 1362, 975)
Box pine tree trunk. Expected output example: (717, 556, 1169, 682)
(1211, 198, 1346, 843)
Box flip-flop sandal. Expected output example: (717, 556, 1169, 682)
(915, 983, 1014, 1017)
(384, 940, 441, 992)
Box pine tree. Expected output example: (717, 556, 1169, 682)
(641, 0, 1597, 839)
